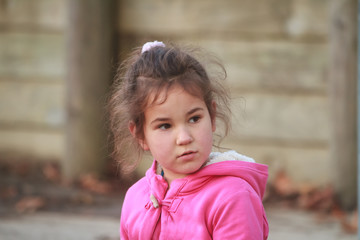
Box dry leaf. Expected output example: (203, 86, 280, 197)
(268, 170, 357, 236)
(273, 170, 297, 197)
(79, 174, 112, 194)
(73, 192, 94, 205)
(15, 196, 45, 213)
(331, 204, 346, 220)
(299, 185, 335, 212)
(342, 209, 358, 234)
(0, 186, 18, 199)
(13, 161, 31, 177)
(42, 163, 61, 182)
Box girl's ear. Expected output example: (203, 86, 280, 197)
(211, 101, 217, 132)
(128, 121, 150, 151)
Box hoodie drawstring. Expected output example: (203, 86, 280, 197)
(150, 194, 160, 208)
(146, 194, 173, 210)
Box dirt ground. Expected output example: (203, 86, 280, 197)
(0, 159, 357, 240)
(0, 205, 358, 240)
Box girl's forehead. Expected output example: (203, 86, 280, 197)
(144, 87, 208, 121)
(146, 84, 203, 107)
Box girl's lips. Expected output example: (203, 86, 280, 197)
(177, 151, 197, 161)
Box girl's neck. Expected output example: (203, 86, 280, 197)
(156, 163, 185, 187)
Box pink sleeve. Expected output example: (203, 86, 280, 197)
(120, 222, 129, 240)
(212, 190, 268, 240)
(119, 192, 130, 240)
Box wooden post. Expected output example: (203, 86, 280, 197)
(329, 0, 357, 209)
(65, 0, 115, 179)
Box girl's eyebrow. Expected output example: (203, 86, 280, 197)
(150, 107, 204, 126)
(187, 107, 204, 116)
(150, 117, 170, 125)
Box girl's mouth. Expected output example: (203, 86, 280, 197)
(179, 151, 194, 157)
(177, 151, 197, 160)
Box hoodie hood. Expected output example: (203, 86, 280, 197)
(146, 151, 268, 208)
(121, 151, 269, 239)
(187, 151, 267, 199)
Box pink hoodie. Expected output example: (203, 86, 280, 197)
(120, 151, 269, 239)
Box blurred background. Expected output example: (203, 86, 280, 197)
(0, 0, 357, 239)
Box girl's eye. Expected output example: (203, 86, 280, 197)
(189, 116, 201, 123)
(159, 123, 171, 130)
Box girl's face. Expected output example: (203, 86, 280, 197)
(137, 85, 216, 184)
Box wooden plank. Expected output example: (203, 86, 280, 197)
(196, 40, 329, 92)
(0, 82, 64, 127)
(65, 0, 115, 178)
(0, 129, 64, 161)
(118, 0, 329, 37)
(0, 0, 65, 30)
(220, 139, 331, 186)
(228, 93, 330, 142)
(117, 38, 328, 92)
(286, 0, 331, 38)
(329, 0, 357, 209)
(0, 32, 65, 79)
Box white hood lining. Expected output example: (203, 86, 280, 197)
(204, 150, 255, 167)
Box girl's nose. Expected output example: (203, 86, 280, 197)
(176, 127, 193, 145)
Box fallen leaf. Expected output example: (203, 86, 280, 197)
(273, 170, 297, 197)
(72, 192, 94, 205)
(342, 209, 358, 234)
(330, 203, 346, 220)
(13, 161, 31, 177)
(79, 174, 112, 194)
(15, 196, 45, 213)
(299, 185, 335, 212)
(0, 186, 18, 199)
(42, 163, 61, 182)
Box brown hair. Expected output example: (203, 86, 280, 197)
(108, 43, 231, 173)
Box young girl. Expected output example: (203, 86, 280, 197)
(109, 41, 269, 239)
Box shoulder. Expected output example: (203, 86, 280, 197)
(202, 176, 265, 217)
(122, 177, 149, 208)
(125, 176, 149, 196)
(193, 175, 263, 212)
(208, 175, 258, 195)
(206, 177, 268, 239)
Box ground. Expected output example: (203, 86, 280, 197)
(0, 160, 357, 239)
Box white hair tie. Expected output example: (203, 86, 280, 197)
(141, 41, 165, 54)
